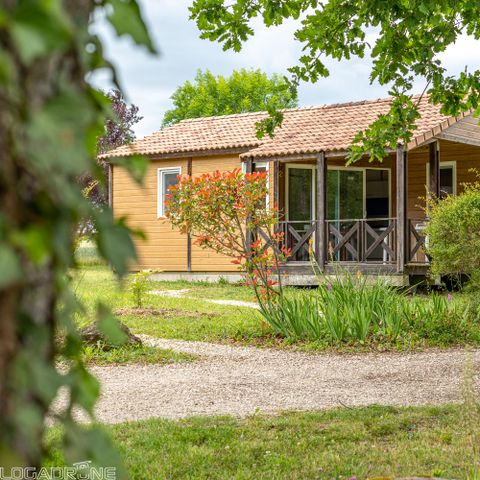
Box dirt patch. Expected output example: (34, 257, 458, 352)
(114, 307, 211, 319)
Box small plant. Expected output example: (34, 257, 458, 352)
(129, 271, 152, 309)
(259, 294, 321, 340)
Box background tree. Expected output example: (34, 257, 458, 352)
(190, 1, 480, 160)
(162, 68, 298, 126)
(97, 89, 142, 155)
(0, 0, 154, 473)
(79, 89, 143, 212)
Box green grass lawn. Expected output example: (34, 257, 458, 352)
(45, 404, 478, 479)
(74, 265, 268, 344)
(74, 266, 480, 352)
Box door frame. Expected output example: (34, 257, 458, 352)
(327, 165, 392, 219)
(285, 163, 316, 221)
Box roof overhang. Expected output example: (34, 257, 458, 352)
(407, 111, 478, 151)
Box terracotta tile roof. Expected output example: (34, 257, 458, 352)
(101, 95, 459, 160)
(99, 111, 267, 159)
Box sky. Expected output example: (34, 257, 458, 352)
(92, 0, 480, 139)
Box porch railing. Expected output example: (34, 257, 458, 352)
(326, 218, 397, 264)
(268, 217, 430, 266)
(277, 220, 316, 262)
(407, 218, 430, 264)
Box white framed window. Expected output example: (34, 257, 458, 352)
(426, 161, 457, 198)
(242, 160, 270, 208)
(157, 167, 181, 218)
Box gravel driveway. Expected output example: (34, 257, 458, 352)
(86, 336, 480, 424)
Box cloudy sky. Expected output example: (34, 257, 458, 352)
(92, 0, 480, 138)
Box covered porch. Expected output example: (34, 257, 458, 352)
(245, 119, 480, 284)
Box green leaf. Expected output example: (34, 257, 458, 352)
(109, 154, 148, 184)
(0, 244, 23, 289)
(94, 210, 137, 277)
(107, 0, 157, 54)
(97, 303, 128, 346)
(10, 1, 71, 64)
(11, 226, 51, 266)
(68, 365, 100, 414)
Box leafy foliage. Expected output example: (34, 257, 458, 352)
(97, 89, 143, 155)
(162, 68, 298, 127)
(426, 179, 480, 277)
(260, 271, 476, 346)
(128, 271, 152, 309)
(166, 169, 288, 305)
(190, 0, 480, 158)
(0, 0, 155, 473)
(78, 89, 142, 213)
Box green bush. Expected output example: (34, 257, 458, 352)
(426, 180, 480, 277)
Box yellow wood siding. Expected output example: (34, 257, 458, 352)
(407, 140, 480, 219)
(113, 158, 188, 271)
(190, 155, 242, 272)
(112, 154, 244, 272)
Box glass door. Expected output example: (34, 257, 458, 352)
(327, 169, 364, 220)
(286, 166, 314, 261)
(327, 169, 364, 261)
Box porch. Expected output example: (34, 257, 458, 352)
(245, 139, 457, 284)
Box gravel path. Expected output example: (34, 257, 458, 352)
(86, 336, 479, 424)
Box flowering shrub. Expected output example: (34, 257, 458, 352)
(166, 169, 288, 305)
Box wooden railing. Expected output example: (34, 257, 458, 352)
(326, 218, 397, 264)
(277, 220, 316, 262)
(407, 218, 430, 264)
(273, 218, 397, 264)
(258, 218, 431, 267)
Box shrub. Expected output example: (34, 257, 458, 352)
(426, 179, 480, 277)
(129, 271, 152, 309)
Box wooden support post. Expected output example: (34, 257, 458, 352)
(273, 160, 279, 214)
(316, 152, 327, 270)
(186, 157, 193, 272)
(245, 157, 254, 255)
(396, 145, 407, 273)
(428, 140, 440, 199)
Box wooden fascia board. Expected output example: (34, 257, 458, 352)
(406, 111, 472, 151)
(103, 147, 252, 162)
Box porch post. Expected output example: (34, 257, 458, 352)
(245, 156, 254, 255)
(396, 145, 407, 273)
(428, 140, 440, 199)
(316, 152, 327, 271)
(273, 160, 280, 213)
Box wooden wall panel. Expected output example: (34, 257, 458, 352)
(407, 140, 480, 219)
(190, 154, 242, 272)
(112, 140, 480, 273)
(113, 158, 189, 271)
